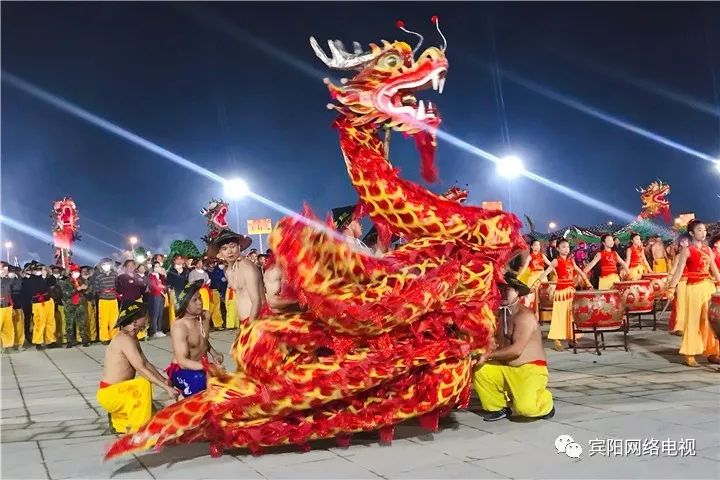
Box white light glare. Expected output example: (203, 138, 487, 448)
(497, 155, 526, 179)
(224, 178, 250, 199)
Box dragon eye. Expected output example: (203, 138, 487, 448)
(381, 54, 401, 69)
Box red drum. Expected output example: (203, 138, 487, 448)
(538, 282, 557, 311)
(614, 280, 655, 313)
(572, 290, 624, 328)
(710, 293, 720, 342)
(642, 273, 668, 300)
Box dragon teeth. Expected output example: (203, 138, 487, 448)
(417, 100, 426, 120)
(438, 77, 446, 94)
(431, 73, 439, 91)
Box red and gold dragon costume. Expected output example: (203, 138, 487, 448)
(106, 19, 525, 460)
(637, 180, 671, 223)
(51, 197, 79, 268)
(200, 198, 230, 245)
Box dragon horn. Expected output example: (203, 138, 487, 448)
(310, 37, 374, 70)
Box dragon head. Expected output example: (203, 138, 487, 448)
(52, 197, 78, 232)
(201, 199, 229, 230)
(311, 17, 448, 181)
(637, 180, 671, 222)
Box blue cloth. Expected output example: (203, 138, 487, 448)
(171, 368, 207, 397)
(208, 268, 228, 298)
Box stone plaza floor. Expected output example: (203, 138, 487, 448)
(1, 315, 718, 479)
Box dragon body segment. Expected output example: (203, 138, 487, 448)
(106, 22, 524, 460)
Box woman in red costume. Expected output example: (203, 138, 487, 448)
(667, 234, 690, 336)
(625, 233, 652, 280)
(583, 234, 629, 290)
(666, 221, 720, 367)
(517, 238, 551, 312)
(543, 239, 591, 351)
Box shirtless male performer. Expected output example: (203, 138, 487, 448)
(210, 229, 264, 325)
(263, 257, 302, 314)
(96, 302, 178, 434)
(650, 235, 669, 273)
(473, 272, 555, 421)
(168, 281, 224, 397)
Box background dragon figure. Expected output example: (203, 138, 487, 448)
(106, 19, 525, 460)
(51, 197, 79, 268)
(201, 198, 230, 245)
(637, 180, 671, 223)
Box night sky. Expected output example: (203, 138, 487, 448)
(2, 2, 719, 264)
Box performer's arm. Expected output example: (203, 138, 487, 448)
(583, 253, 601, 274)
(666, 248, 689, 296)
(573, 262, 591, 287)
(240, 261, 263, 320)
(616, 253, 630, 271)
(543, 255, 552, 267)
(709, 251, 720, 284)
(170, 323, 205, 371)
(642, 251, 652, 271)
(122, 337, 178, 398)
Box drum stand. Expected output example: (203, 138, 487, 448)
(626, 308, 657, 331)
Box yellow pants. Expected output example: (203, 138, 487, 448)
(680, 280, 719, 356)
(211, 290, 223, 328)
(548, 288, 574, 341)
(96, 377, 153, 434)
(87, 301, 98, 342)
(200, 288, 210, 311)
(627, 265, 645, 281)
(56, 306, 66, 343)
(653, 258, 668, 273)
(599, 274, 620, 291)
(225, 288, 238, 329)
(98, 299, 119, 342)
(13, 309, 25, 347)
(32, 299, 56, 345)
(1, 306, 14, 348)
(672, 280, 688, 333)
(473, 362, 554, 417)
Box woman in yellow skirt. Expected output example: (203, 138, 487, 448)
(666, 221, 720, 367)
(667, 234, 690, 335)
(544, 239, 591, 351)
(517, 239, 551, 313)
(625, 233, 652, 281)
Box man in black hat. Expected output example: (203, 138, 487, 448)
(96, 302, 178, 434)
(209, 229, 263, 326)
(167, 281, 223, 397)
(472, 272, 555, 422)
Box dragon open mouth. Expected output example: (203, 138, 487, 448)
(379, 66, 447, 129)
(213, 205, 229, 229)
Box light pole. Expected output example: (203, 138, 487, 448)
(224, 178, 250, 232)
(4, 241, 12, 263)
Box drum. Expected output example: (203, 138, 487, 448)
(642, 273, 668, 300)
(572, 290, 624, 328)
(614, 280, 655, 313)
(538, 282, 557, 311)
(710, 293, 720, 342)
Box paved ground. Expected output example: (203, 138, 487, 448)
(1, 315, 718, 479)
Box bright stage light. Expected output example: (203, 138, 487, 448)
(715, 160, 720, 173)
(128, 236, 138, 246)
(608, 221, 613, 226)
(497, 155, 526, 179)
(224, 178, 250, 199)
(4, 241, 12, 249)
(549, 221, 557, 230)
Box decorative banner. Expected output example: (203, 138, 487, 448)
(637, 180, 671, 223)
(673, 213, 695, 230)
(247, 218, 273, 235)
(482, 201, 503, 211)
